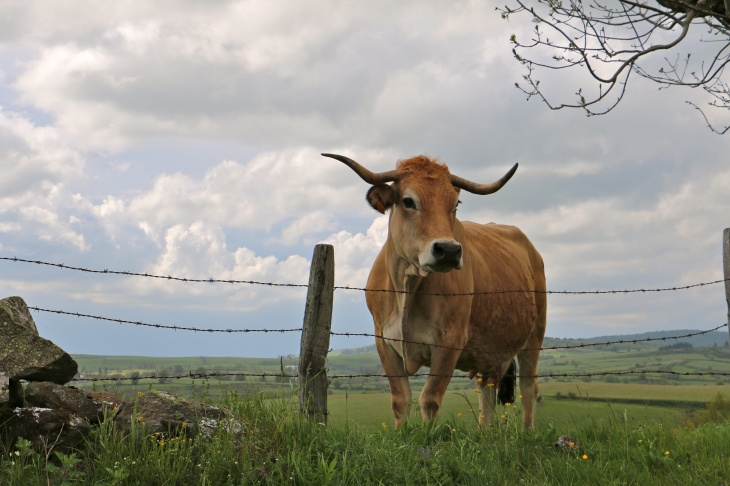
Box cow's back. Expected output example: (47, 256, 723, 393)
(457, 222, 546, 373)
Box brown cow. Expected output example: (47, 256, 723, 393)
(323, 153, 546, 429)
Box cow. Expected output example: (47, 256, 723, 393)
(323, 153, 546, 429)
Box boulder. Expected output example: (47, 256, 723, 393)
(0, 407, 90, 454)
(115, 390, 242, 440)
(0, 296, 78, 386)
(25, 382, 112, 423)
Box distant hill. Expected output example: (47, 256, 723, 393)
(333, 329, 729, 355)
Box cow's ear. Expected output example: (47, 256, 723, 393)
(366, 184, 396, 214)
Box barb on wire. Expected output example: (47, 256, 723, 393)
(3, 256, 728, 296)
(29, 307, 302, 334)
(332, 323, 729, 354)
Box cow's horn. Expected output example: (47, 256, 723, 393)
(450, 163, 518, 195)
(322, 153, 399, 184)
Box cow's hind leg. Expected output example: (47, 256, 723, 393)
(375, 338, 412, 428)
(517, 349, 540, 429)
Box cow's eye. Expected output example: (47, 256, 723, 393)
(402, 197, 416, 209)
(453, 200, 462, 213)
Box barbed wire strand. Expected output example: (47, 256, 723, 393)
(28, 307, 302, 333)
(71, 369, 730, 383)
(4, 256, 728, 296)
(31, 306, 728, 352)
(332, 323, 729, 353)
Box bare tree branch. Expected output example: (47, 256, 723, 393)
(500, 0, 730, 132)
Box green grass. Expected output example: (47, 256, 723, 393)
(2, 390, 729, 485)
(327, 392, 685, 431)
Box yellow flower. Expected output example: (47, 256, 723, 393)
(519, 395, 523, 399)
(451, 428, 456, 432)
(480, 414, 485, 419)
(476, 377, 483, 383)
(457, 413, 462, 417)
(474, 388, 479, 393)
(501, 414, 506, 419)
(513, 405, 517, 409)
(582, 455, 588, 460)
(505, 402, 511, 407)
(470, 409, 474, 413)
(136, 416, 144, 422)
(182, 422, 187, 428)
(137, 392, 143, 398)
(487, 383, 495, 387)
(381, 423, 387, 429)
(638, 440, 643, 443)
(664, 451, 670, 456)
(569, 442, 575, 448)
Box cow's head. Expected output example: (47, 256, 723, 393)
(323, 153, 517, 275)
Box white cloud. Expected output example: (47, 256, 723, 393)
(279, 211, 338, 246)
(322, 215, 388, 288)
(19, 206, 88, 250)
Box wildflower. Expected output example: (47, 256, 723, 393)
(480, 414, 485, 419)
(382, 422, 387, 429)
(474, 388, 479, 393)
(259, 469, 267, 476)
(137, 392, 143, 398)
(665, 451, 670, 456)
(519, 395, 523, 399)
(638, 440, 643, 443)
(470, 409, 474, 413)
(487, 383, 495, 387)
(136, 416, 144, 422)
(513, 405, 517, 409)
(476, 377, 483, 383)
(457, 413, 462, 417)
(452, 428, 456, 432)
(582, 455, 588, 460)
(182, 422, 187, 428)
(14, 451, 20, 457)
(505, 402, 511, 407)
(501, 415, 506, 419)
(569, 442, 575, 448)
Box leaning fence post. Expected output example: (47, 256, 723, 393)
(724, 228, 730, 347)
(299, 244, 335, 420)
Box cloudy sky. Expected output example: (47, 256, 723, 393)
(0, 1, 728, 357)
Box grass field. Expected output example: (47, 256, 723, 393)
(2, 390, 729, 485)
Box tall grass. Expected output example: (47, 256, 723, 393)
(1, 389, 729, 485)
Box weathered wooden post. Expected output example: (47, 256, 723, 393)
(298, 244, 334, 420)
(724, 228, 730, 347)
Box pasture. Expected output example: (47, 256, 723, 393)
(2, 389, 729, 485)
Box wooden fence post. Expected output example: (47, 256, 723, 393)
(299, 244, 335, 420)
(724, 228, 730, 347)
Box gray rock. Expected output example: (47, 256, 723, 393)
(1, 373, 25, 409)
(0, 406, 90, 454)
(115, 390, 242, 440)
(25, 382, 110, 423)
(0, 296, 78, 385)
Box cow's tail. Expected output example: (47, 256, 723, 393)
(497, 359, 517, 405)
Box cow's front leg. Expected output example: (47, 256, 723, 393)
(417, 347, 461, 421)
(375, 337, 412, 428)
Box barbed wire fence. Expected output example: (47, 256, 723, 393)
(4, 230, 730, 417)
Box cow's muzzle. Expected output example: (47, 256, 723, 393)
(420, 239, 463, 273)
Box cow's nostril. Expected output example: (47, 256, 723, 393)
(432, 241, 462, 262)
